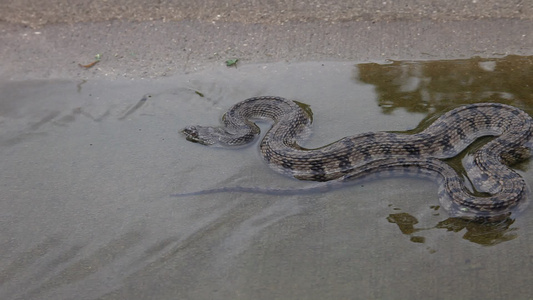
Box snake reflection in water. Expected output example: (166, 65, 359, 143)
(180, 96, 533, 221)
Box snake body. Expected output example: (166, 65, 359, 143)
(181, 96, 533, 220)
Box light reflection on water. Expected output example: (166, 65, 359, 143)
(355, 55, 533, 114)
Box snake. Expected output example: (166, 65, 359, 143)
(181, 96, 533, 221)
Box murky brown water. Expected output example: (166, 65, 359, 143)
(1, 56, 532, 299)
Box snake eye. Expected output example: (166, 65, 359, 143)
(181, 126, 199, 139)
(189, 131, 199, 139)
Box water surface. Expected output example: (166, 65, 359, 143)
(1, 56, 532, 299)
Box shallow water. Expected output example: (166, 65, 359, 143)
(1, 56, 532, 299)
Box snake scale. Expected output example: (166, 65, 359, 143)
(181, 96, 533, 220)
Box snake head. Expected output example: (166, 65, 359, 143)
(181, 126, 220, 146)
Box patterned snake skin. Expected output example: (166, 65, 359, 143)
(181, 96, 533, 220)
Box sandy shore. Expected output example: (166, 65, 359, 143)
(0, 1, 531, 79)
